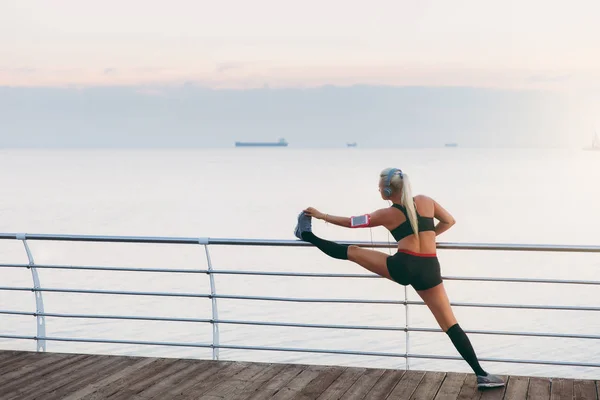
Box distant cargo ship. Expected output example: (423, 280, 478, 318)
(235, 138, 288, 147)
(445, 143, 458, 148)
(346, 142, 357, 148)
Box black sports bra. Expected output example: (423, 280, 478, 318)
(388, 203, 435, 241)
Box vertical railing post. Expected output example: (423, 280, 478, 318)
(200, 238, 219, 360)
(18, 234, 46, 352)
(404, 286, 409, 370)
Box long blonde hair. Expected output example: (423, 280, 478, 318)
(380, 168, 418, 238)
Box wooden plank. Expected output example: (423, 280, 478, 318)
(2, 351, 600, 400)
(270, 365, 328, 400)
(18, 355, 131, 400)
(6, 355, 108, 400)
(194, 362, 277, 400)
(504, 376, 530, 400)
(0, 351, 67, 375)
(243, 363, 305, 400)
(573, 379, 597, 400)
(79, 357, 182, 399)
(174, 361, 252, 399)
(367, 369, 406, 399)
(149, 360, 234, 399)
(527, 377, 551, 400)
(226, 363, 289, 400)
(386, 370, 426, 399)
(0, 352, 71, 386)
(0, 354, 91, 397)
(0, 350, 21, 362)
(550, 379, 574, 400)
(113, 358, 197, 400)
(456, 374, 481, 400)
(410, 371, 446, 400)
(315, 367, 367, 400)
(480, 375, 508, 400)
(339, 368, 386, 400)
(292, 366, 346, 400)
(61, 357, 157, 400)
(0, 351, 39, 372)
(137, 360, 227, 399)
(435, 373, 468, 400)
(0, 349, 28, 362)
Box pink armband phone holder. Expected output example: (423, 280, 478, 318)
(350, 214, 371, 228)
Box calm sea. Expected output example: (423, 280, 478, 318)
(1, 148, 599, 379)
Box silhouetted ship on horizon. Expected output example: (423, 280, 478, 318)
(235, 138, 288, 147)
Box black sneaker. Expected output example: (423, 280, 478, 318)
(477, 373, 505, 389)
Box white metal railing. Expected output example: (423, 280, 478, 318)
(1, 233, 600, 369)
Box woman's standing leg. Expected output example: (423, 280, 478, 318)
(416, 283, 505, 389)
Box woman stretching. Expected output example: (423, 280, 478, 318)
(294, 167, 504, 390)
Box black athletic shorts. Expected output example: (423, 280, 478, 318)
(386, 249, 443, 291)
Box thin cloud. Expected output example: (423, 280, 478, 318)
(0, 67, 36, 74)
(528, 73, 572, 83)
(216, 62, 244, 73)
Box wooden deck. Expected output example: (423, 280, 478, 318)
(0, 351, 597, 400)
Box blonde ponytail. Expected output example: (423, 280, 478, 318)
(400, 173, 419, 239)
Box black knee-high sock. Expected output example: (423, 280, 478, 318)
(446, 324, 487, 376)
(301, 232, 349, 260)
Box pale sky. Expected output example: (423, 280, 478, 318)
(1, 0, 600, 89)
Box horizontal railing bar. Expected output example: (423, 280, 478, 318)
(3, 263, 599, 286)
(0, 264, 375, 277)
(214, 272, 600, 285)
(212, 240, 600, 253)
(407, 354, 600, 368)
(216, 321, 600, 339)
(2, 263, 600, 286)
(0, 310, 33, 317)
(442, 276, 600, 285)
(214, 295, 600, 311)
(213, 319, 403, 331)
(2, 310, 599, 340)
(2, 334, 598, 368)
(436, 243, 600, 253)
(408, 301, 600, 312)
(213, 294, 404, 304)
(0, 335, 214, 348)
(0, 263, 377, 278)
(1, 288, 599, 310)
(0, 288, 402, 304)
(0, 335, 403, 357)
(0, 310, 213, 324)
(209, 271, 600, 286)
(0, 263, 209, 274)
(412, 327, 600, 340)
(205, 270, 380, 278)
(0, 233, 207, 245)
(0, 335, 406, 358)
(220, 346, 600, 367)
(217, 344, 405, 358)
(1, 233, 599, 253)
(0, 334, 36, 341)
(0, 264, 31, 269)
(0, 287, 210, 298)
(0, 311, 403, 330)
